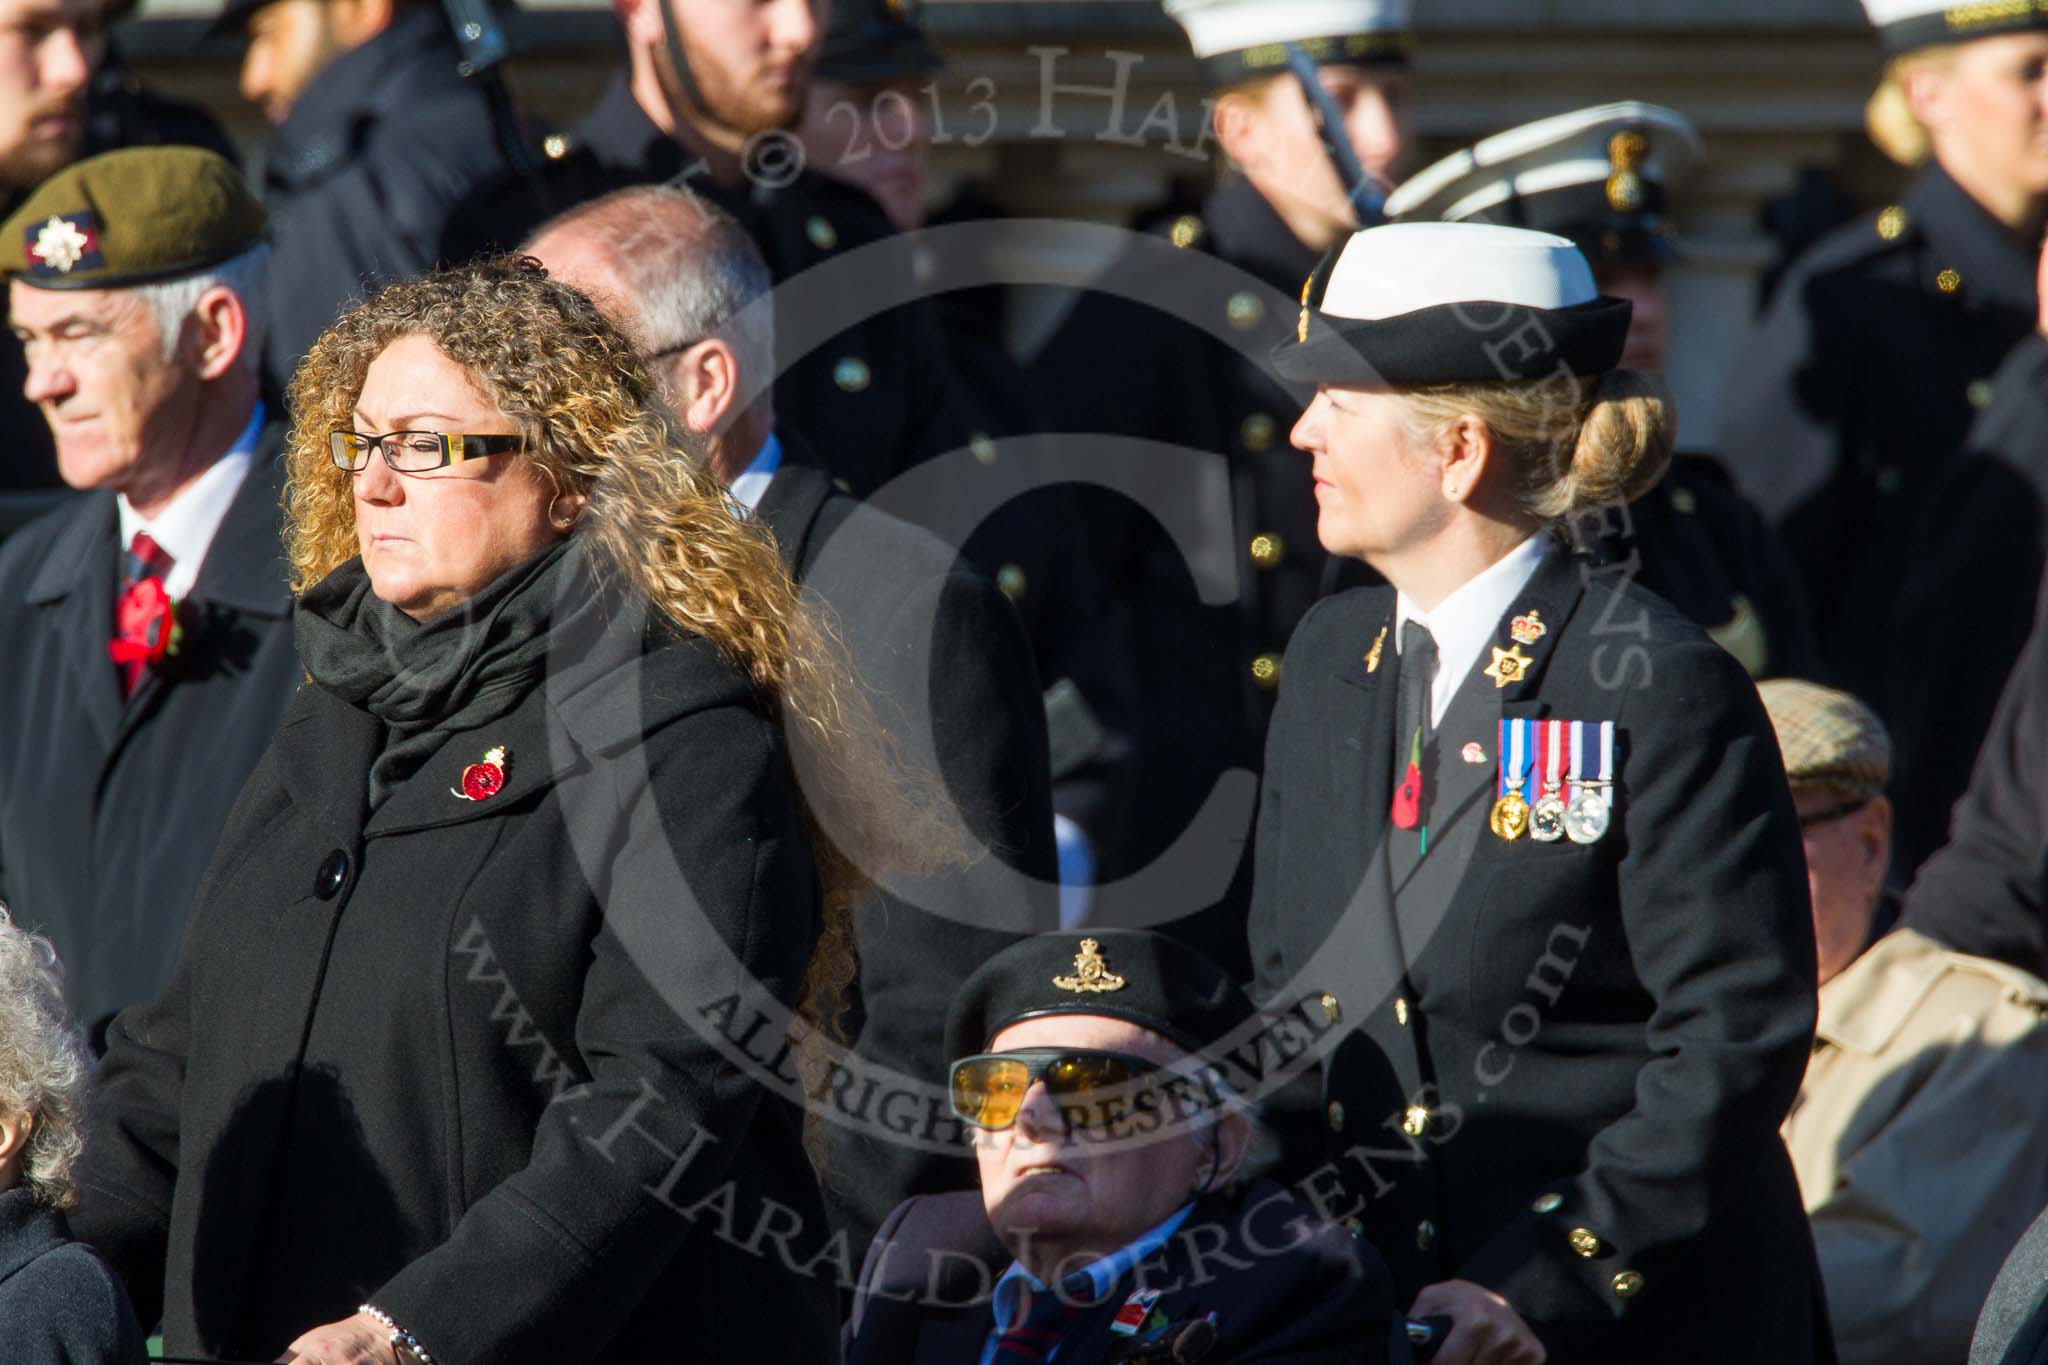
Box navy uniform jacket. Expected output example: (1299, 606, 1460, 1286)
(1249, 543, 1831, 1364)
(754, 441, 1057, 1256)
(1719, 162, 2038, 873)
(259, 6, 516, 390)
(844, 1183, 1397, 1365)
(447, 76, 973, 502)
(0, 432, 298, 1033)
(1030, 177, 1323, 961)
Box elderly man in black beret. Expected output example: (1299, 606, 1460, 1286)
(845, 930, 1397, 1365)
(0, 146, 298, 1041)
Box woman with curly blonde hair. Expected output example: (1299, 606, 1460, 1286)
(72, 258, 949, 1365)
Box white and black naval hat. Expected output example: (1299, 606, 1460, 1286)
(1274, 222, 1633, 387)
(1864, 0, 2048, 55)
(1385, 102, 1701, 266)
(1163, 0, 1414, 88)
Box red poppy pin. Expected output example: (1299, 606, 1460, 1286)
(107, 579, 181, 670)
(454, 745, 509, 801)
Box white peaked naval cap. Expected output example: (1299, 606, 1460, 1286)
(1274, 222, 1631, 387)
(1861, 0, 2048, 54)
(1163, 0, 1414, 85)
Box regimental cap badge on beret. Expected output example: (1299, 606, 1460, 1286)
(29, 214, 100, 275)
(1053, 938, 1127, 994)
(0, 146, 265, 290)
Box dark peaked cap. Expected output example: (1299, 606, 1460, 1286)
(0, 146, 265, 291)
(945, 930, 1256, 1062)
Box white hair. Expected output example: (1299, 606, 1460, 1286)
(527, 185, 774, 392)
(136, 242, 271, 371)
(0, 907, 89, 1209)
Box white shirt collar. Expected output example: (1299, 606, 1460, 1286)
(115, 401, 264, 602)
(1395, 531, 1549, 726)
(726, 432, 784, 516)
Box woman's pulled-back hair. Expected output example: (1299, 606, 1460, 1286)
(282, 256, 956, 1026)
(1866, 49, 1956, 167)
(0, 907, 89, 1209)
(1399, 367, 1675, 523)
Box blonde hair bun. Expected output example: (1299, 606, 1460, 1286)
(1866, 57, 1936, 167)
(1559, 368, 1676, 515)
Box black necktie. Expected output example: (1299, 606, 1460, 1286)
(1393, 622, 1438, 826)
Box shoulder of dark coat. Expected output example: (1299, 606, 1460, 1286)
(0, 490, 104, 597)
(1283, 584, 1393, 662)
(859, 1190, 1006, 1299)
(1774, 205, 1922, 291)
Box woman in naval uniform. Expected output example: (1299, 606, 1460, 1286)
(1250, 223, 1830, 1365)
(1720, 0, 2048, 876)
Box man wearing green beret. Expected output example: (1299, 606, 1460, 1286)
(0, 146, 298, 1040)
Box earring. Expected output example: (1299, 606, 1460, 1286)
(547, 492, 578, 530)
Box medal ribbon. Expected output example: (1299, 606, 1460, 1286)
(1498, 717, 1532, 801)
(1544, 719, 1563, 797)
(1567, 720, 1584, 805)
(1595, 721, 1613, 789)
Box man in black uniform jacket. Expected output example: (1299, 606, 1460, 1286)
(0, 149, 299, 1037)
(214, 0, 517, 392)
(528, 185, 1059, 1260)
(1719, 0, 2048, 875)
(845, 930, 1397, 1365)
(452, 0, 970, 501)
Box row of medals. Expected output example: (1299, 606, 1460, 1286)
(1490, 778, 1611, 845)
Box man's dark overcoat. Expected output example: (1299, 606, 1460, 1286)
(0, 433, 297, 1031)
(843, 1181, 1397, 1365)
(71, 612, 840, 1364)
(755, 443, 1058, 1256)
(1249, 543, 1832, 1364)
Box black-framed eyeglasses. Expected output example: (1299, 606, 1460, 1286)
(949, 1048, 1161, 1131)
(329, 430, 526, 473)
(1798, 797, 1872, 832)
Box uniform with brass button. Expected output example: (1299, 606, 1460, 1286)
(1252, 220, 1831, 1361)
(1719, 0, 2048, 877)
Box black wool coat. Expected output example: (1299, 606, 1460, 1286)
(843, 1182, 1397, 1365)
(754, 444, 1058, 1257)
(0, 434, 298, 1032)
(71, 610, 840, 1364)
(1249, 544, 1831, 1364)
(1718, 161, 2040, 877)
(0, 1188, 147, 1365)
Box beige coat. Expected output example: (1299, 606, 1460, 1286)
(1786, 929, 2048, 1365)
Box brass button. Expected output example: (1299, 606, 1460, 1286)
(1669, 486, 1697, 515)
(1415, 1219, 1436, 1251)
(834, 356, 872, 392)
(1327, 1101, 1346, 1132)
(1937, 268, 1962, 295)
(1612, 1270, 1644, 1298)
(970, 432, 998, 465)
(1531, 1192, 1563, 1214)
(1401, 1105, 1429, 1138)
(1876, 205, 1907, 240)
(1170, 214, 1204, 249)
(806, 215, 839, 251)
(1240, 412, 1277, 452)
(542, 133, 570, 160)
(1393, 997, 1410, 1026)
(995, 565, 1028, 600)
(1227, 291, 1265, 330)
(1568, 1227, 1601, 1258)
(1969, 379, 1995, 410)
(1249, 532, 1285, 569)
(1318, 992, 1341, 1024)
(1251, 653, 1282, 688)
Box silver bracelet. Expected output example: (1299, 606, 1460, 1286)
(358, 1303, 438, 1365)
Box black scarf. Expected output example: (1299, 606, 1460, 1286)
(296, 537, 596, 809)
